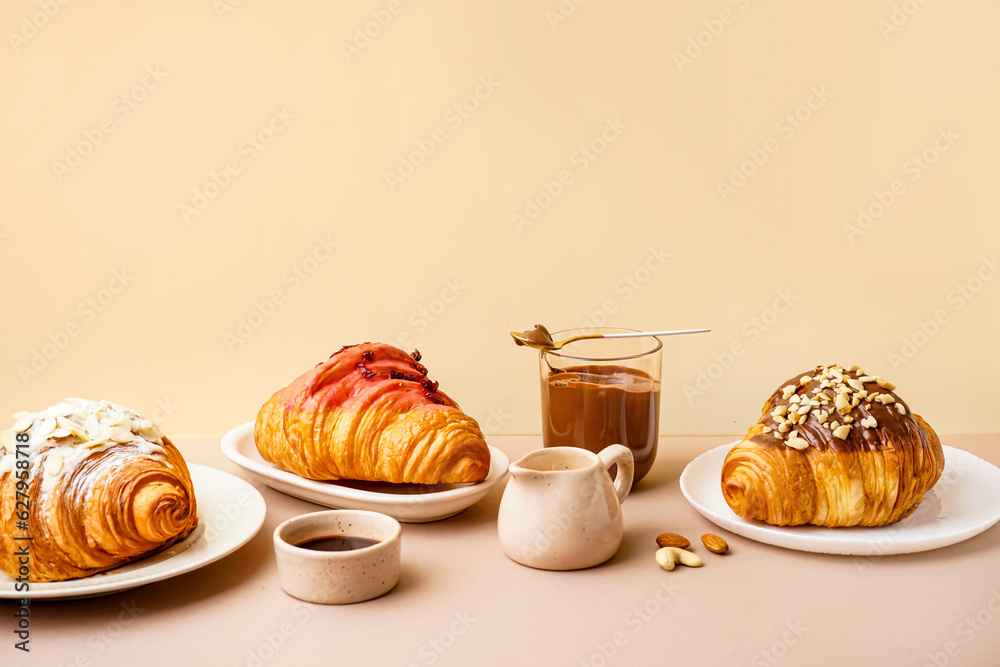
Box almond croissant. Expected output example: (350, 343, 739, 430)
(0, 399, 198, 582)
(721, 364, 944, 527)
(255, 343, 490, 484)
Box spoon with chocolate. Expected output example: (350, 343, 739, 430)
(510, 324, 710, 351)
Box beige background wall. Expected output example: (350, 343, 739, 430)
(1, 1, 997, 439)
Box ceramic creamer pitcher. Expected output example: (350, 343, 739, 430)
(497, 444, 634, 570)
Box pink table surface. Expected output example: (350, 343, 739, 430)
(6, 434, 1000, 667)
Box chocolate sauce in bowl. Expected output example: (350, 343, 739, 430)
(296, 535, 379, 552)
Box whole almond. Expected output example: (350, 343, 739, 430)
(701, 533, 729, 554)
(655, 533, 690, 549)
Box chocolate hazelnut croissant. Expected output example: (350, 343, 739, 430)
(255, 343, 490, 484)
(0, 399, 198, 582)
(721, 364, 944, 527)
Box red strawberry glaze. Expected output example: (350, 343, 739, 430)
(287, 343, 458, 416)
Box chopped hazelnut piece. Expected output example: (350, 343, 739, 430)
(833, 424, 851, 440)
(786, 437, 809, 450)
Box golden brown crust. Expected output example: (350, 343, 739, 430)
(255, 343, 490, 484)
(721, 364, 944, 527)
(0, 399, 198, 582)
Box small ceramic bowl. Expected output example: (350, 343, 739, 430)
(273, 509, 402, 604)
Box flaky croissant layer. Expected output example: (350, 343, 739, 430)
(255, 343, 490, 484)
(0, 399, 198, 582)
(721, 364, 944, 527)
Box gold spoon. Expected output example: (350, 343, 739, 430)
(510, 324, 710, 351)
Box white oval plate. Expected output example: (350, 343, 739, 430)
(220, 422, 509, 523)
(0, 464, 265, 600)
(680, 443, 1000, 555)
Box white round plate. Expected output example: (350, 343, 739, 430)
(680, 443, 1000, 555)
(220, 422, 509, 523)
(0, 464, 265, 600)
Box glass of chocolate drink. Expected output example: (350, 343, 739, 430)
(539, 327, 662, 486)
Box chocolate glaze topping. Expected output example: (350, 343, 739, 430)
(750, 363, 918, 453)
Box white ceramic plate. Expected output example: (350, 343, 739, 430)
(679, 443, 1000, 555)
(220, 422, 509, 523)
(0, 464, 265, 600)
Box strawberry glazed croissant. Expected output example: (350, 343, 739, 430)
(255, 343, 490, 485)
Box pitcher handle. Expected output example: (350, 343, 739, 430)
(597, 444, 634, 505)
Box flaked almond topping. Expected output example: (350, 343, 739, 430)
(772, 405, 788, 417)
(833, 424, 851, 440)
(830, 420, 840, 430)
(777, 422, 791, 434)
(851, 396, 861, 408)
(858, 375, 876, 383)
(789, 394, 801, 404)
(861, 415, 878, 428)
(847, 378, 865, 392)
(782, 385, 796, 399)
(816, 411, 828, 424)
(799, 375, 813, 385)
(835, 394, 851, 413)
(110, 426, 133, 443)
(896, 403, 907, 415)
(847, 364, 862, 372)
(12, 414, 33, 433)
(844, 416, 854, 423)
(762, 426, 772, 433)
(875, 394, 895, 405)
(44, 451, 64, 476)
(86, 439, 110, 449)
(876, 378, 896, 391)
